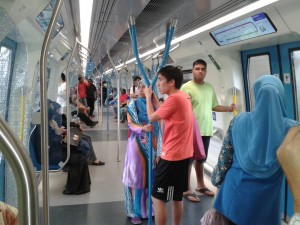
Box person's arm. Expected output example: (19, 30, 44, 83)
(213, 104, 236, 112)
(127, 112, 153, 135)
(49, 120, 66, 135)
(151, 93, 160, 109)
(144, 85, 161, 122)
(277, 126, 300, 213)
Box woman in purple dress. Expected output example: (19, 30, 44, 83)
(122, 80, 162, 224)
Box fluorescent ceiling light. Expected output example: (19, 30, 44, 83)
(79, 0, 93, 74)
(142, 54, 152, 62)
(104, 0, 278, 75)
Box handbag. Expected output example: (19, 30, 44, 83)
(192, 115, 206, 160)
(200, 208, 231, 225)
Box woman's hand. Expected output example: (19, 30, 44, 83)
(144, 85, 153, 99)
(142, 124, 153, 132)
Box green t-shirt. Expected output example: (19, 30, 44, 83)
(181, 81, 219, 136)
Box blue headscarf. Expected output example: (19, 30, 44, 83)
(136, 79, 150, 123)
(232, 75, 298, 178)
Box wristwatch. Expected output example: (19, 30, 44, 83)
(289, 213, 300, 225)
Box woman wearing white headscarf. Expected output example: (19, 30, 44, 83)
(210, 75, 299, 225)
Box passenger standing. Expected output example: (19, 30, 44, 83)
(129, 76, 141, 99)
(144, 66, 193, 225)
(101, 80, 107, 105)
(86, 78, 97, 117)
(211, 75, 299, 225)
(77, 75, 88, 107)
(123, 79, 162, 225)
(56, 73, 67, 114)
(181, 59, 235, 199)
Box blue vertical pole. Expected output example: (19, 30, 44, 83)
(128, 16, 176, 225)
(151, 19, 177, 86)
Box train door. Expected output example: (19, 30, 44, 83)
(241, 41, 300, 221)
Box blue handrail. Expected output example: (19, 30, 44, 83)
(128, 16, 176, 225)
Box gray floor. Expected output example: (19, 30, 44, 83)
(47, 196, 214, 225)
(39, 106, 217, 224)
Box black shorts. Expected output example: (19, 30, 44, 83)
(152, 158, 189, 201)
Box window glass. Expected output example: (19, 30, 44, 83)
(247, 55, 271, 110)
(0, 46, 13, 118)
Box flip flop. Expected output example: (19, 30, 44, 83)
(196, 187, 215, 197)
(183, 192, 201, 202)
(131, 217, 142, 224)
(91, 160, 105, 166)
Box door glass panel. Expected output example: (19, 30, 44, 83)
(291, 50, 300, 121)
(0, 46, 12, 118)
(247, 55, 271, 110)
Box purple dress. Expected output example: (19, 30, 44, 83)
(122, 98, 162, 219)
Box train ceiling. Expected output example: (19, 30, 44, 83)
(74, 0, 258, 69)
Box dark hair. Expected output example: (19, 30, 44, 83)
(192, 59, 207, 68)
(78, 76, 83, 81)
(133, 76, 141, 81)
(159, 98, 164, 102)
(158, 65, 183, 89)
(121, 89, 126, 94)
(61, 73, 66, 82)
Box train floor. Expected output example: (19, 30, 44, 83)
(37, 105, 220, 225)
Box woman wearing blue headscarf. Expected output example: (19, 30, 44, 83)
(122, 79, 162, 224)
(210, 75, 299, 225)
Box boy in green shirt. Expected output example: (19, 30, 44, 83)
(181, 59, 236, 201)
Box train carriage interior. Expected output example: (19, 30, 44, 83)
(0, 0, 300, 224)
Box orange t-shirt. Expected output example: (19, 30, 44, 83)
(156, 91, 193, 161)
(78, 82, 88, 98)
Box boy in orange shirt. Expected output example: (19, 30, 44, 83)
(144, 66, 194, 225)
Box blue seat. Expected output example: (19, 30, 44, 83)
(29, 125, 61, 172)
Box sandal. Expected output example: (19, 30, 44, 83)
(91, 160, 105, 166)
(196, 187, 215, 197)
(131, 217, 142, 224)
(183, 192, 201, 202)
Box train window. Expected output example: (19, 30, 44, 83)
(247, 55, 271, 110)
(0, 39, 16, 120)
(36, 0, 64, 38)
(291, 50, 300, 121)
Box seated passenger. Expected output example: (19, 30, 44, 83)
(70, 95, 98, 128)
(209, 75, 299, 225)
(38, 99, 91, 195)
(62, 116, 105, 166)
(113, 88, 129, 123)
